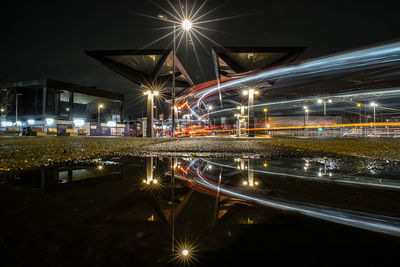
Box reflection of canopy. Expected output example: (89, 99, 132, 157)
(212, 47, 306, 77)
(85, 49, 194, 91)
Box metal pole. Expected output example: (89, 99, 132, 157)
(208, 108, 210, 129)
(324, 101, 326, 116)
(98, 106, 100, 123)
(264, 111, 266, 136)
(373, 106, 376, 135)
(171, 25, 176, 138)
(15, 94, 19, 124)
(248, 91, 255, 137)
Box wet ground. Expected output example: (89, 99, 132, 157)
(1, 156, 399, 266)
(2, 136, 400, 172)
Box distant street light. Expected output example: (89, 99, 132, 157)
(304, 106, 310, 137)
(207, 105, 212, 129)
(97, 104, 104, 123)
(370, 102, 377, 123)
(317, 98, 332, 115)
(263, 108, 268, 136)
(15, 93, 22, 126)
(370, 102, 378, 135)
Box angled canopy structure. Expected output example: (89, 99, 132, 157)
(211, 47, 306, 78)
(85, 49, 194, 92)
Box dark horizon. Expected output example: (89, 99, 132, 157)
(2, 0, 399, 116)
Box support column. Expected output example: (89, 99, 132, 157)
(146, 93, 154, 138)
(248, 90, 255, 137)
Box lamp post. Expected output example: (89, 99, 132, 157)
(317, 98, 332, 115)
(356, 103, 362, 137)
(144, 89, 159, 138)
(304, 106, 309, 137)
(243, 89, 259, 137)
(158, 15, 192, 138)
(97, 104, 104, 123)
(370, 102, 377, 135)
(207, 105, 212, 129)
(15, 93, 22, 125)
(263, 108, 268, 136)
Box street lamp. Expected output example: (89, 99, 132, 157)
(356, 103, 362, 136)
(370, 102, 378, 135)
(207, 105, 212, 129)
(304, 106, 310, 137)
(97, 104, 104, 123)
(263, 108, 268, 136)
(370, 102, 377, 123)
(159, 15, 193, 138)
(317, 98, 332, 115)
(144, 89, 159, 138)
(15, 93, 22, 126)
(243, 88, 259, 137)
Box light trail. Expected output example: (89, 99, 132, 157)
(191, 41, 400, 112)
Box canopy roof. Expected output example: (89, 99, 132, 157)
(85, 49, 194, 91)
(211, 47, 306, 77)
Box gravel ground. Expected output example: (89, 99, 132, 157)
(0, 137, 163, 171)
(1, 136, 400, 172)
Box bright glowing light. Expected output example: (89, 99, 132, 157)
(328, 99, 332, 103)
(317, 99, 323, 103)
(107, 121, 117, 127)
(263, 108, 268, 112)
(97, 165, 103, 170)
(181, 19, 192, 31)
(153, 90, 159, 96)
(15, 121, 22, 126)
(208, 105, 212, 110)
(243, 90, 248, 95)
(98, 104, 104, 109)
(182, 249, 189, 256)
(357, 103, 362, 107)
(370, 102, 378, 107)
(0, 108, 4, 112)
(74, 119, 85, 127)
(1, 121, 12, 127)
(243, 181, 248, 185)
(303, 106, 308, 109)
(27, 119, 35, 125)
(46, 118, 54, 125)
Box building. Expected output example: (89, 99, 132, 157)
(1, 79, 125, 135)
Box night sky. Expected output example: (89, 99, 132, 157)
(1, 0, 399, 117)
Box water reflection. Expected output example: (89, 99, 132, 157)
(1, 156, 400, 265)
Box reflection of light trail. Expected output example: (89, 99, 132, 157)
(206, 160, 400, 190)
(179, 158, 400, 237)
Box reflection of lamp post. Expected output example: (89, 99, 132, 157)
(98, 104, 104, 123)
(144, 90, 159, 138)
(243, 89, 259, 137)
